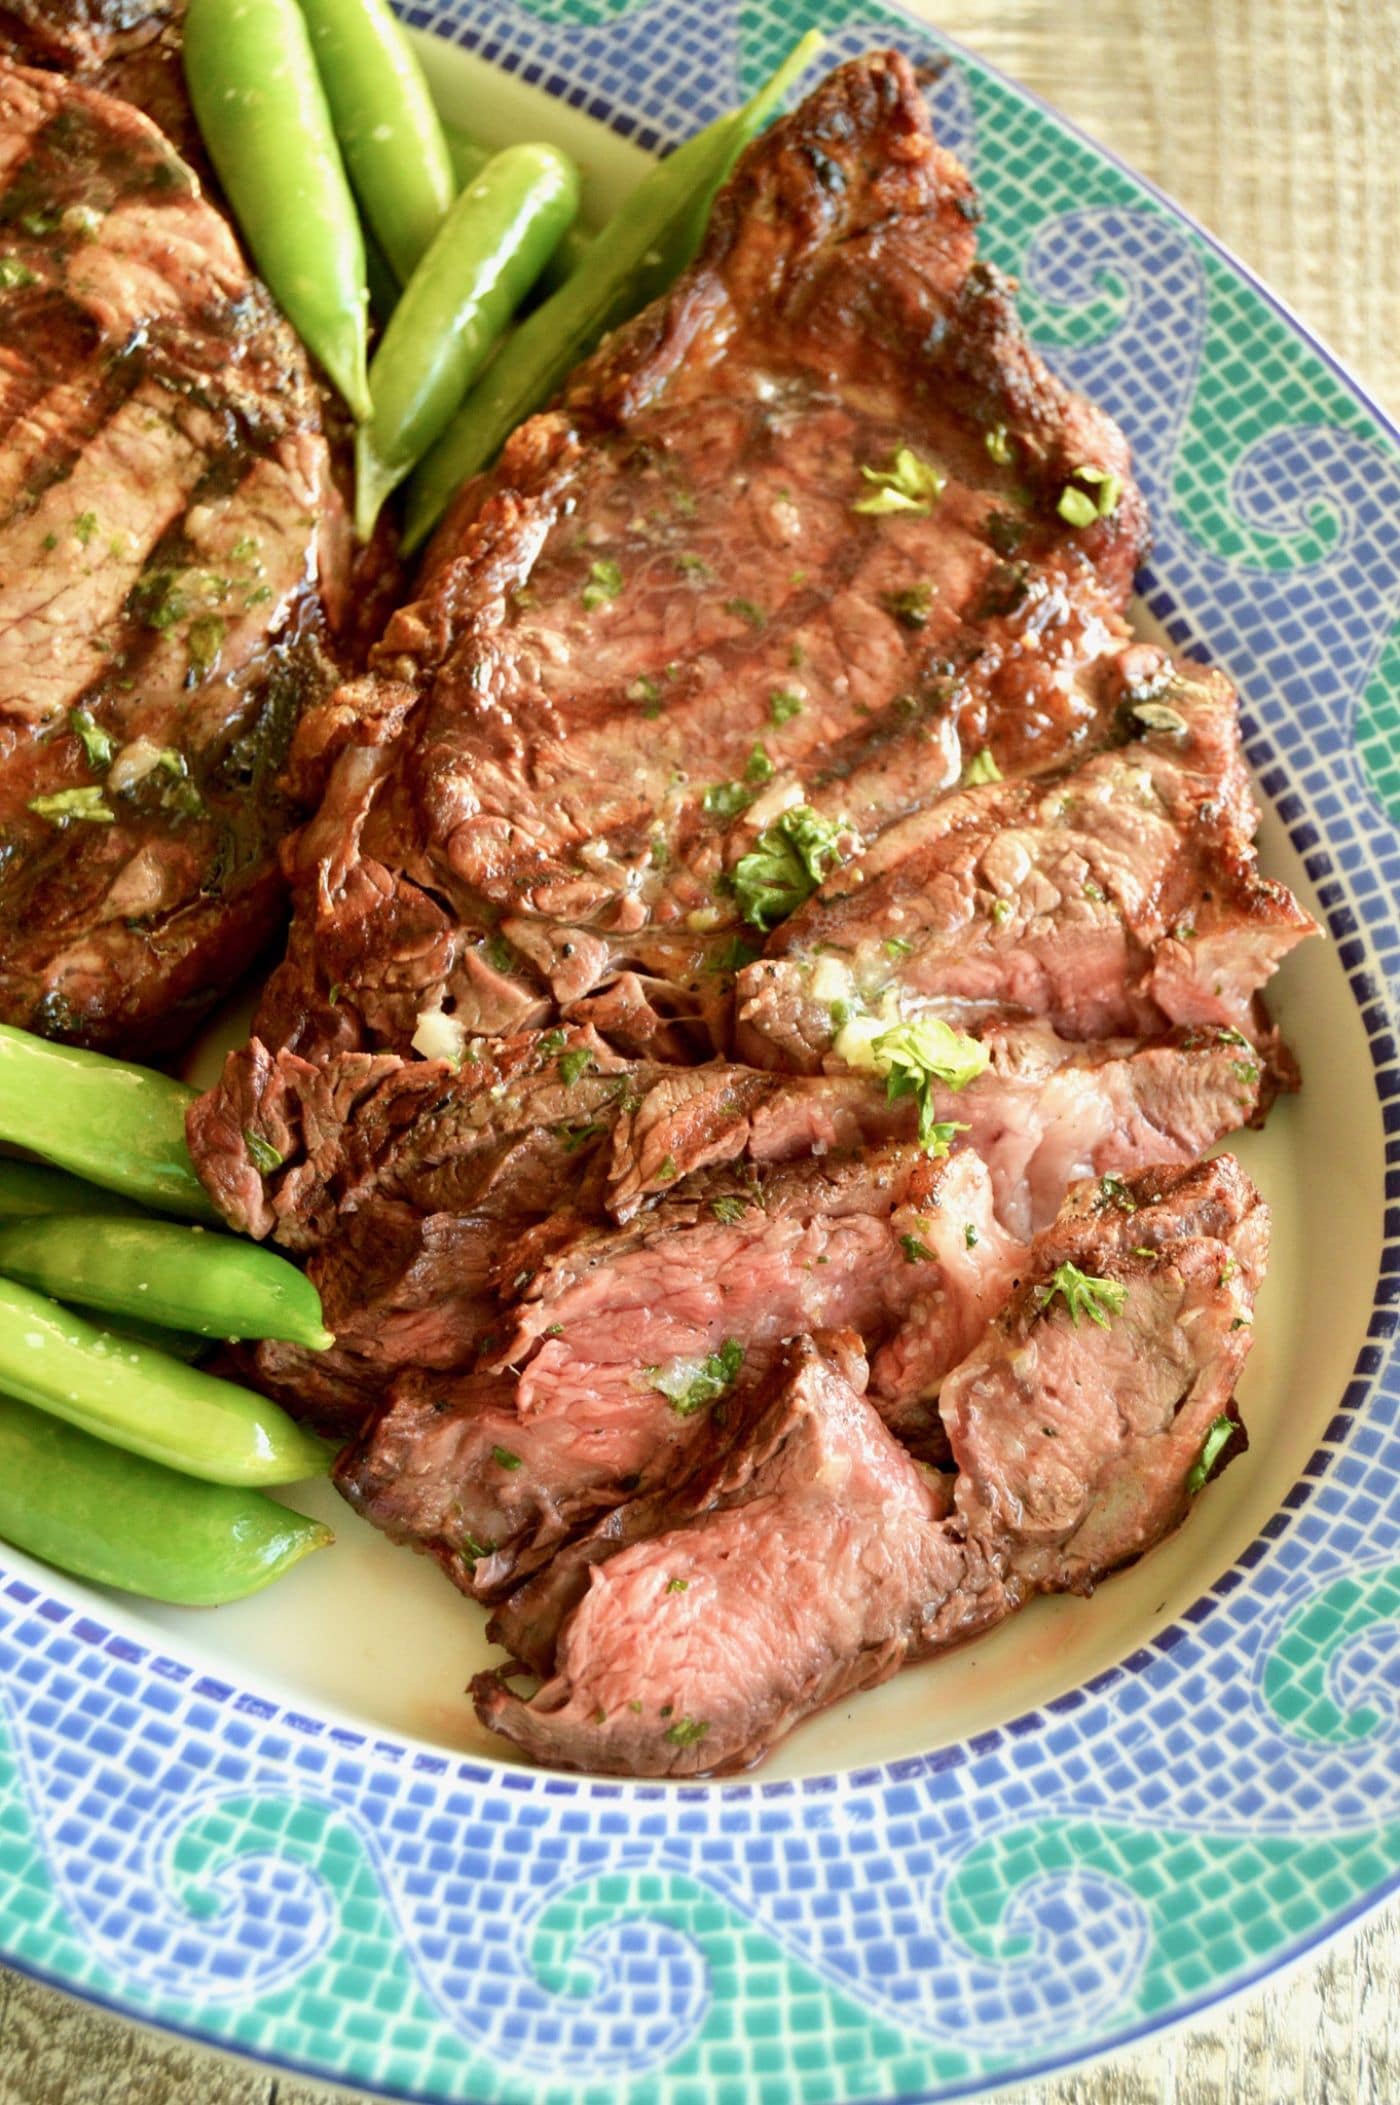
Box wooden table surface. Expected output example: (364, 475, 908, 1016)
(4, 1, 1399, 2098)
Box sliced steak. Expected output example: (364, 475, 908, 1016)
(943, 1154, 1263, 1592)
(473, 1334, 1011, 1776)
(735, 648, 1317, 1069)
(246, 48, 1150, 1068)
(474, 1157, 1262, 1776)
(333, 1144, 1019, 1595)
(0, 57, 358, 1054)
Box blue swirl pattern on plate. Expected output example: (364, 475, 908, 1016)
(2, 2, 1399, 2097)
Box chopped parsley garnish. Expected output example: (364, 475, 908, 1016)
(539, 1028, 567, 1054)
(628, 675, 662, 718)
(1234, 1058, 1261, 1087)
(557, 1047, 593, 1085)
(864, 1018, 989, 1150)
(73, 510, 98, 547)
(187, 613, 225, 678)
(702, 779, 751, 822)
(711, 1196, 748, 1226)
(581, 557, 623, 610)
(485, 934, 516, 974)
(1058, 466, 1122, 527)
(881, 582, 934, 629)
(28, 786, 114, 825)
(732, 805, 845, 930)
(652, 1338, 744, 1417)
(0, 255, 35, 289)
(665, 1577, 689, 1594)
(1186, 1415, 1236, 1495)
(985, 424, 1013, 465)
(676, 552, 712, 580)
(69, 707, 114, 771)
(491, 1446, 522, 1471)
(900, 1233, 934, 1264)
(883, 935, 912, 959)
(723, 596, 767, 627)
(962, 748, 1002, 786)
(243, 1129, 284, 1176)
(964, 1223, 979, 1249)
(555, 1120, 608, 1153)
(990, 897, 1012, 926)
(1038, 1261, 1128, 1328)
(854, 446, 946, 516)
(769, 688, 804, 724)
(656, 1155, 678, 1182)
(744, 743, 774, 785)
(664, 1716, 709, 1746)
(1096, 1173, 1137, 1213)
(1217, 1027, 1251, 1047)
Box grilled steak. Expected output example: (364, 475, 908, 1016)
(735, 647, 1316, 1070)
(243, 48, 1150, 1070)
(474, 1157, 1263, 1775)
(334, 1143, 1017, 1596)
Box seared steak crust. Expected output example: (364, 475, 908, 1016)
(248, 49, 1150, 1069)
(0, 57, 357, 1053)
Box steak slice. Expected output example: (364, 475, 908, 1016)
(0, 57, 357, 1055)
(332, 1144, 1019, 1596)
(247, 48, 1150, 1068)
(735, 647, 1317, 1070)
(472, 1334, 1011, 1776)
(473, 1156, 1263, 1776)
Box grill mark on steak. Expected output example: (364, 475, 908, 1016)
(244, 49, 1151, 1067)
(473, 1157, 1262, 1775)
(0, 56, 356, 1054)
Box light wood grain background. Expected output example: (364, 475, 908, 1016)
(4, 0, 1399, 2097)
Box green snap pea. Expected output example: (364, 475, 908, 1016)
(445, 123, 589, 306)
(0, 1026, 217, 1221)
(0, 1217, 333, 1350)
(0, 1276, 330, 1485)
(184, 0, 371, 419)
(0, 1159, 142, 1220)
(355, 141, 579, 538)
(0, 1394, 332, 1607)
(296, 0, 456, 285)
(402, 30, 823, 551)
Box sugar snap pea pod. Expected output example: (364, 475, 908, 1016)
(296, 0, 455, 284)
(401, 30, 823, 551)
(183, 0, 371, 418)
(355, 142, 579, 537)
(0, 1395, 332, 1607)
(0, 1276, 330, 1485)
(0, 1159, 142, 1219)
(0, 1216, 334, 1350)
(0, 1025, 218, 1221)
(445, 124, 588, 307)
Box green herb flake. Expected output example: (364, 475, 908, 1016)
(653, 1338, 744, 1417)
(557, 1047, 593, 1086)
(963, 1222, 979, 1249)
(1056, 485, 1099, 529)
(27, 786, 114, 826)
(1234, 1058, 1261, 1087)
(1038, 1261, 1128, 1329)
(1074, 463, 1123, 516)
(243, 1129, 284, 1176)
(0, 255, 36, 289)
(69, 706, 114, 771)
(664, 1716, 709, 1746)
(854, 446, 946, 516)
(555, 1120, 608, 1154)
(883, 935, 913, 959)
(707, 935, 760, 976)
(788, 641, 806, 668)
(41, 531, 57, 552)
(1097, 1173, 1137, 1214)
(985, 424, 1014, 465)
(675, 552, 712, 580)
(900, 1233, 934, 1264)
(1187, 1415, 1236, 1495)
(702, 779, 751, 823)
(539, 1028, 567, 1054)
(881, 582, 935, 629)
(723, 596, 766, 628)
(628, 675, 662, 718)
(229, 535, 261, 562)
(656, 1154, 678, 1182)
(665, 1577, 689, 1594)
(187, 614, 225, 678)
(744, 742, 774, 785)
(72, 510, 98, 547)
(733, 805, 846, 931)
(485, 935, 515, 974)
(867, 1018, 989, 1150)
(581, 557, 623, 611)
(491, 1445, 522, 1471)
(769, 688, 804, 725)
(962, 748, 1002, 787)
(990, 897, 1012, 926)
(711, 1196, 747, 1226)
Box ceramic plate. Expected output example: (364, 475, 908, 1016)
(3, 3, 1399, 2098)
